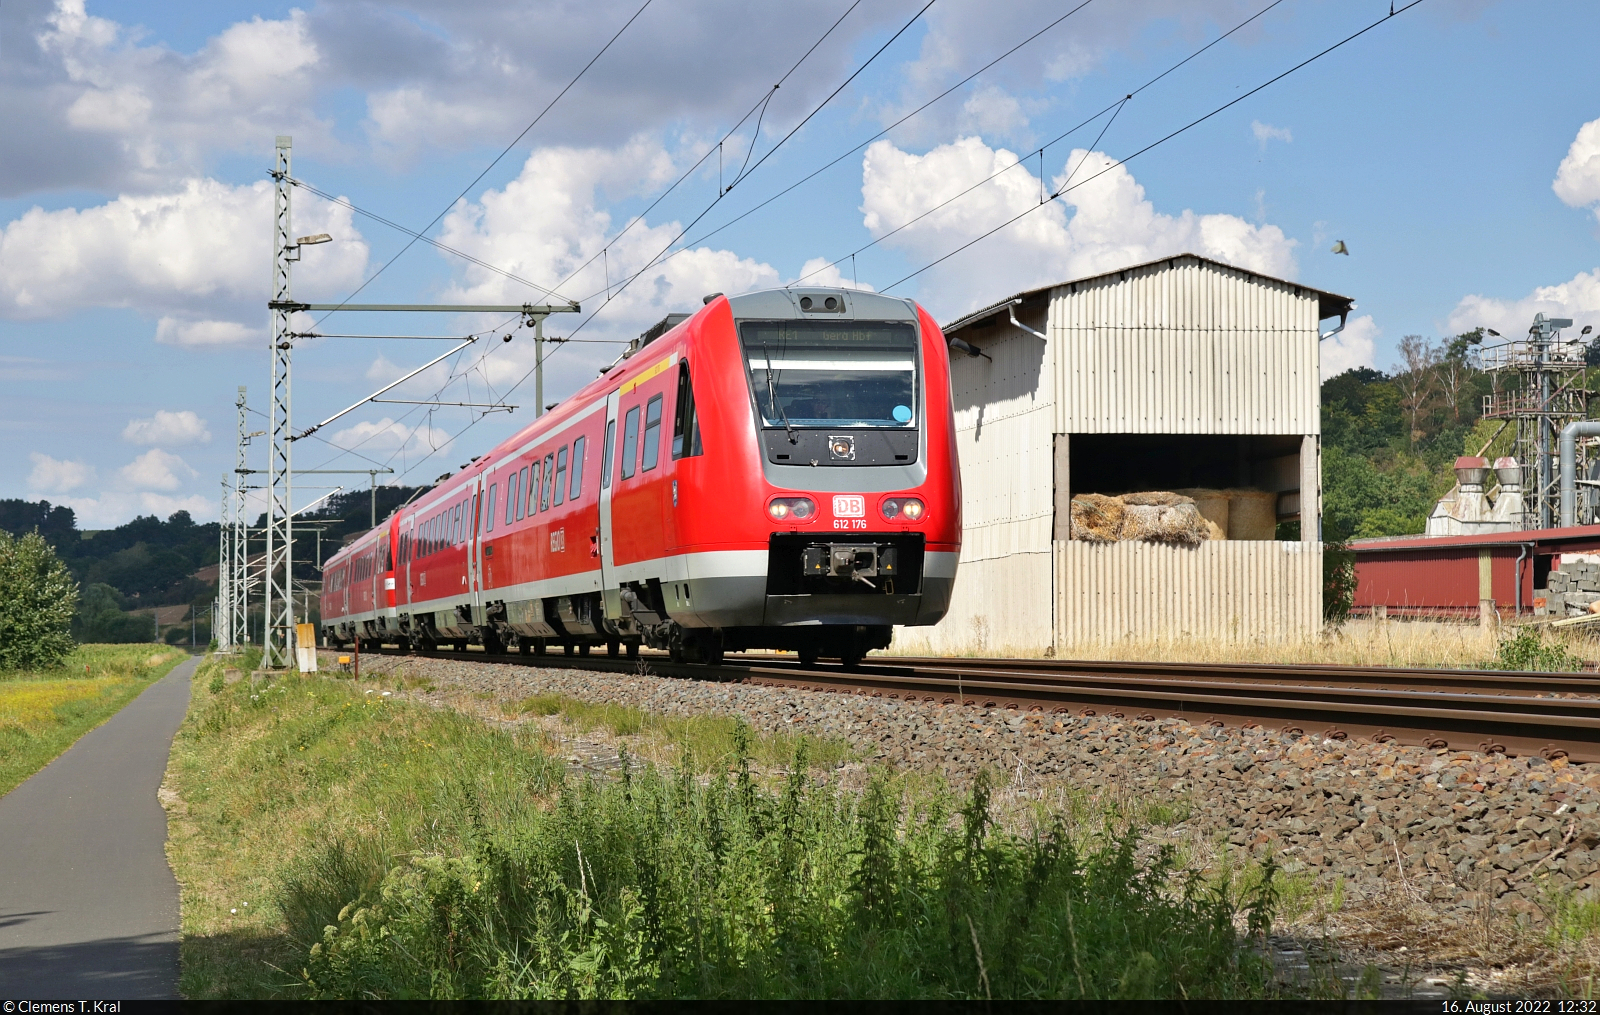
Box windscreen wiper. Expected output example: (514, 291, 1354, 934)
(762, 342, 798, 444)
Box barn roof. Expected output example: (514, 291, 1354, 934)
(940, 252, 1354, 336)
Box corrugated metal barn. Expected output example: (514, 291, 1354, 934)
(895, 253, 1352, 655)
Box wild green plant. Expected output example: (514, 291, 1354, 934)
(1485, 628, 1582, 673)
(176, 673, 1291, 1000)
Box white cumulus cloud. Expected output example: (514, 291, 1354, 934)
(0, 177, 367, 332)
(1554, 116, 1600, 221)
(1446, 267, 1600, 338)
(117, 448, 194, 492)
(122, 409, 210, 446)
(859, 137, 1297, 319)
(27, 452, 94, 493)
(1320, 314, 1379, 381)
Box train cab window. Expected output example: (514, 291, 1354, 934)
(569, 436, 586, 499)
(485, 483, 497, 533)
(601, 420, 616, 489)
(641, 395, 663, 471)
(528, 462, 541, 515)
(672, 362, 702, 459)
(541, 454, 555, 510)
(552, 447, 568, 506)
(515, 466, 529, 521)
(620, 407, 640, 480)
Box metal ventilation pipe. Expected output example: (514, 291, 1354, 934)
(1558, 420, 1600, 527)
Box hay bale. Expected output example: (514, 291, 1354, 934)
(1121, 502, 1210, 547)
(1121, 490, 1194, 507)
(1224, 488, 1278, 540)
(1070, 494, 1125, 542)
(1174, 488, 1229, 541)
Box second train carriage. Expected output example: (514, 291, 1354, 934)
(322, 286, 961, 666)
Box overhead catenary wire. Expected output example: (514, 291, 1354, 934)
(786, 0, 1295, 291)
(305, 0, 657, 326)
(788, 95, 1131, 290)
(567, 0, 864, 283)
(286, 180, 575, 304)
(347, 4, 901, 490)
(557, 0, 938, 341)
(642, 0, 1106, 275)
(346, 0, 1348, 497)
(388, 0, 1246, 481)
(310, 0, 1081, 486)
(880, 0, 1429, 294)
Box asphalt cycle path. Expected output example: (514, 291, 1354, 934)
(0, 655, 198, 999)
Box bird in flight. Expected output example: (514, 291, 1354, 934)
(1330, 240, 1349, 255)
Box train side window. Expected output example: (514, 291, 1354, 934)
(541, 454, 555, 510)
(672, 362, 701, 459)
(485, 483, 497, 533)
(569, 436, 586, 500)
(505, 472, 518, 526)
(620, 406, 640, 479)
(451, 503, 461, 545)
(641, 394, 663, 471)
(552, 447, 568, 506)
(515, 466, 529, 520)
(528, 461, 541, 515)
(601, 420, 616, 489)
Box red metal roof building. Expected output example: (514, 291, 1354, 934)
(1352, 526, 1600, 619)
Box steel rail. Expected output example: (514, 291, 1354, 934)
(353, 645, 1600, 763)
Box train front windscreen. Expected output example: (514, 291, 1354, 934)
(739, 320, 919, 430)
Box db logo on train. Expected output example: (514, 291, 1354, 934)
(833, 494, 868, 530)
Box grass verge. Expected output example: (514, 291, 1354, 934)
(0, 643, 188, 797)
(169, 655, 1295, 1000)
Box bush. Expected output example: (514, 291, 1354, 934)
(0, 530, 78, 670)
(1485, 628, 1582, 672)
(1322, 536, 1357, 624)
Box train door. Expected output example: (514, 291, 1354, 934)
(469, 475, 485, 620)
(598, 389, 623, 619)
(399, 514, 414, 616)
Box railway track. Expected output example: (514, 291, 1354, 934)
(357, 645, 1600, 763)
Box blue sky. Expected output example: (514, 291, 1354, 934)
(4, 0, 1599, 527)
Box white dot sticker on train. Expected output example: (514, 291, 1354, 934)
(832, 494, 865, 518)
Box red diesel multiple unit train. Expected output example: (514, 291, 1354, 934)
(319, 287, 961, 666)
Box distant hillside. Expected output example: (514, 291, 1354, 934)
(0, 482, 427, 644)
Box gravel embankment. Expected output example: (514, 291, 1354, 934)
(334, 650, 1600, 988)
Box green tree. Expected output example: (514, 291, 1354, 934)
(0, 530, 78, 670)
(72, 582, 157, 644)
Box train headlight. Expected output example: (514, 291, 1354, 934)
(768, 497, 817, 521)
(881, 497, 924, 521)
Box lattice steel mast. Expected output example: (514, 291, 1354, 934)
(233, 385, 249, 651)
(265, 137, 295, 668)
